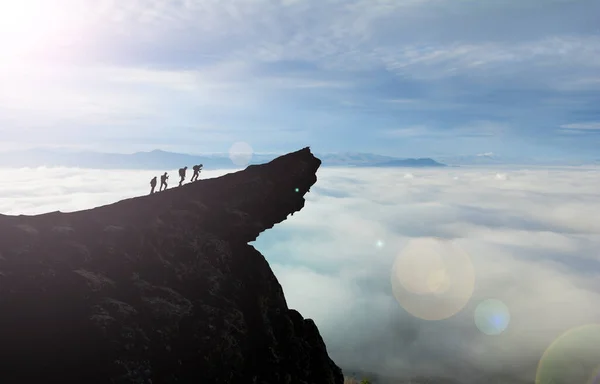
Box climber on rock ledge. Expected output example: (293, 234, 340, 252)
(160, 172, 169, 191)
(178, 166, 188, 187)
(150, 176, 157, 194)
(191, 164, 203, 182)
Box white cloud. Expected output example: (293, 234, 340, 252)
(381, 120, 507, 139)
(0, 58, 351, 142)
(376, 37, 600, 82)
(556, 129, 591, 135)
(0, 167, 235, 215)
(8, 0, 599, 79)
(253, 165, 600, 382)
(560, 122, 600, 130)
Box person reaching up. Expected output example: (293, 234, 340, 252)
(160, 172, 169, 191)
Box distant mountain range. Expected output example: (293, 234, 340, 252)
(315, 152, 446, 167)
(436, 153, 598, 166)
(0, 148, 594, 169)
(0, 148, 447, 169)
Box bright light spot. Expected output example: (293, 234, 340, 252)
(474, 299, 510, 335)
(536, 324, 600, 384)
(0, 0, 87, 61)
(228, 142, 254, 167)
(404, 173, 414, 179)
(376, 240, 385, 249)
(294, 187, 300, 193)
(426, 268, 450, 293)
(390, 237, 475, 321)
(495, 173, 508, 181)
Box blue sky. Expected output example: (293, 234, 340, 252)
(0, 0, 599, 159)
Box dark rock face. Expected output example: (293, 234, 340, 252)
(0, 147, 343, 384)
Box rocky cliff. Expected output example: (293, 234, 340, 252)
(0, 147, 343, 384)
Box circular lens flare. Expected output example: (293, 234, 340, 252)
(589, 366, 600, 384)
(536, 324, 600, 384)
(474, 299, 510, 336)
(390, 237, 475, 321)
(228, 141, 253, 167)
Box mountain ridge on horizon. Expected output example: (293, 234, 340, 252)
(0, 147, 448, 169)
(0, 147, 596, 169)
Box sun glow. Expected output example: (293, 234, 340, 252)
(0, 0, 87, 61)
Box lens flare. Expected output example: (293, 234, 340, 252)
(589, 366, 600, 384)
(228, 141, 253, 167)
(535, 324, 600, 384)
(474, 299, 510, 335)
(390, 237, 475, 321)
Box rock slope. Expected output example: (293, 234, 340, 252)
(0, 147, 343, 384)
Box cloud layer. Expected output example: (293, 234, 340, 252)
(253, 165, 600, 383)
(0, 166, 234, 215)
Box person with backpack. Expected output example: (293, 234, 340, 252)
(191, 164, 203, 182)
(159, 172, 169, 191)
(178, 166, 188, 187)
(149, 176, 157, 194)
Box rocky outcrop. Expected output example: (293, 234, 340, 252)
(0, 147, 343, 384)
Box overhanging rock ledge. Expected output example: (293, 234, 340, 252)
(0, 147, 344, 384)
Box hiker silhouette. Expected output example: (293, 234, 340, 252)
(159, 172, 169, 191)
(178, 166, 188, 187)
(150, 176, 157, 194)
(191, 164, 203, 182)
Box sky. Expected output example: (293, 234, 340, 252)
(0, 0, 599, 159)
(3, 164, 600, 383)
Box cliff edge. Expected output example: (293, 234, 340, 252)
(0, 147, 343, 384)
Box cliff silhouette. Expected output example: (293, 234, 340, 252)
(0, 147, 343, 384)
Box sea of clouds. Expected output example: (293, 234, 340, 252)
(254, 166, 600, 383)
(2, 165, 600, 383)
(0, 167, 236, 215)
